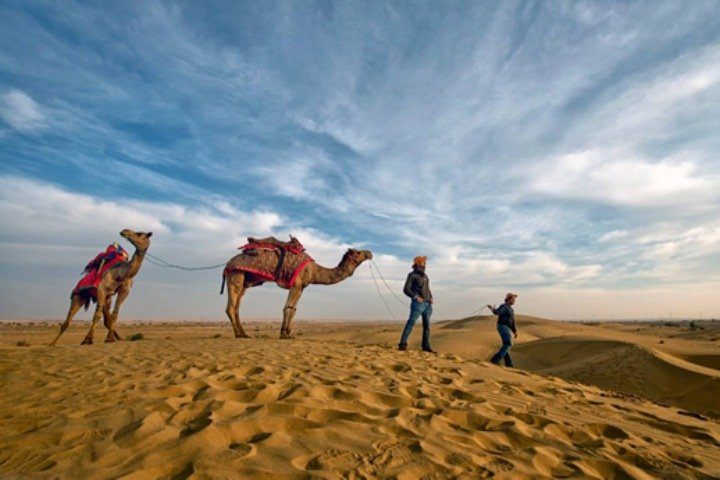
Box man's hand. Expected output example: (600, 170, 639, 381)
(514, 332, 518, 339)
(486, 304, 494, 310)
(415, 296, 424, 302)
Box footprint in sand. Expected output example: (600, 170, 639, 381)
(180, 411, 213, 437)
(303, 449, 363, 471)
(483, 456, 515, 474)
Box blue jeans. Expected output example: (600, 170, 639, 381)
(399, 299, 432, 350)
(491, 324, 514, 367)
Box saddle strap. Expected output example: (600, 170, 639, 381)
(274, 248, 287, 279)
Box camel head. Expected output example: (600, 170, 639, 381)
(120, 229, 153, 252)
(342, 248, 373, 268)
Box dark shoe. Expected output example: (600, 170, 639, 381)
(398, 344, 407, 351)
(422, 348, 437, 354)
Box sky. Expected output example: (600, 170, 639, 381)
(1, 1, 719, 322)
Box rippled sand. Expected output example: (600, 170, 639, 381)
(1, 319, 718, 479)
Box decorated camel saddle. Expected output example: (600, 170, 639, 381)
(72, 243, 129, 308)
(224, 235, 314, 288)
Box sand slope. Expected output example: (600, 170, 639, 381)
(1, 323, 719, 479)
(514, 337, 720, 417)
(312, 315, 720, 418)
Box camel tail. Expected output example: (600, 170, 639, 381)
(73, 291, 93, 311)
(220, 272, 226, 295)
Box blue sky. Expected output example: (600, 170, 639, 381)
(1, 1, 719, 321)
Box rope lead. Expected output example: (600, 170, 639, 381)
(367, 260, 491, 321)
(145, 253, 226, 271)
(368, 262, 399, 321)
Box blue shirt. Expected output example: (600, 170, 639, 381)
(492, 303, 516, 334)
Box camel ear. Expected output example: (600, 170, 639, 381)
(146, 232, 153, 238)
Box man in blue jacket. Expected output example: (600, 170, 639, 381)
(486, 293, 518, 367)
(398, 256, 436, 353)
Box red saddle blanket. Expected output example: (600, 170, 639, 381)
(72, 245, 129, 306)
(224, 243, 314, 288)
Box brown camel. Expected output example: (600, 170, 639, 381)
(49, 229, 153, 346)
(223, 239, 373, 339)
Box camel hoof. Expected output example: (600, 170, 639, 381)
(279, 334, 295, 340)
(104, 337, 116, 343)
(235, 334, 251, 339)
(81, 339, 93, 345)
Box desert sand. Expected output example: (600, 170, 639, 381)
(1, 317, 719, 479)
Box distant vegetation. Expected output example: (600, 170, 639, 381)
(128, 333, 144, 341)
(16, 340, 30, 347)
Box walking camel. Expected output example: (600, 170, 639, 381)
(49, 229, 152, 346)
(222, 237, 373, 339)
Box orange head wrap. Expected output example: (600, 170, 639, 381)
(413, 256, 427, 267)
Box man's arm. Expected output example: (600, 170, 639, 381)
(403, 273, 415, 299)
(490, 303, 505, 315)
(510, 311, 517, 336)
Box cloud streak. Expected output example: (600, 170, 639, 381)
(0, 90, 45, 131)
(1, 1, 719, 320)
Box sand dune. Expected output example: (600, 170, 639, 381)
(1, 320, 719, 479)
(514, 337, 720, 417)
(311, 315, 720, 418)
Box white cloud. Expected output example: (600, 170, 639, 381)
(0, 90, 46, 131)
(527, 150, 717, 208)
(0, 175, 285, 260)
(600, 230, 628, 242)
(251, 155, 333, 202)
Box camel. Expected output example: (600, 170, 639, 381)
(223, 238, 373, 339)
(49, 229, 153, 346)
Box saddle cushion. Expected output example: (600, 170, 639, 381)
(224, 244, 314, 288)
(72, 247, 129, 304)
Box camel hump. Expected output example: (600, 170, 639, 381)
(244, 235, 305, 254)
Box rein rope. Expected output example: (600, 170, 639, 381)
(145, 253, 226, 271)
(367, 259, 491, 321)
(370, 260, 408, 308)
(368, 262, 402, 321)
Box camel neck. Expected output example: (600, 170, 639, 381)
(311, 257, 359, 285)
(127, 249, 146, 277)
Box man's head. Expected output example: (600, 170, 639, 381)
(505, 292, 518, 305)
(413, 255, 427, 271)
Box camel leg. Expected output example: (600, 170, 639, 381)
(102, 295, 113, 332)
(49, 295, 85, 346)
(280, 286, 304, 339)
(105, 288, 130, 342)
(225, 273, 250, 338)
(82, 291, 106, 345)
